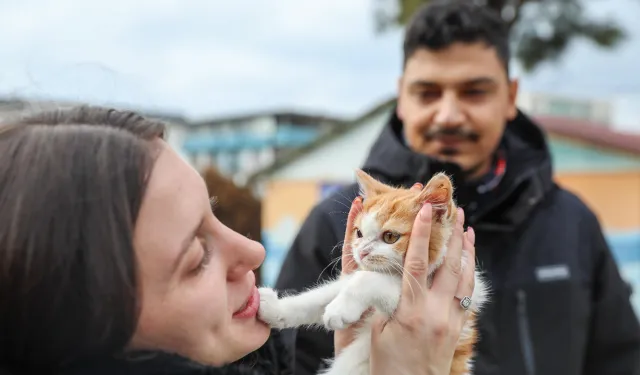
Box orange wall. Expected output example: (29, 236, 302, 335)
(262, 180, 318, 228)
(555, 171, 640, 231)
(264, 172, 640, 232)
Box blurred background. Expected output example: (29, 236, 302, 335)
(1, 0, 638, 316)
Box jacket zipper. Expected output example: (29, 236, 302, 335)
(517, 289, 536, 375)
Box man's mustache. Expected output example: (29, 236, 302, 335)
(424, 125, 480, 142)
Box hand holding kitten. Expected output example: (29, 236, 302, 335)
(369, 203, 476, 375)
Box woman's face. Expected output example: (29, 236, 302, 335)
(129, 140, 269, 366)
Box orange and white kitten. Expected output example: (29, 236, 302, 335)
(258, 170, 489, 375)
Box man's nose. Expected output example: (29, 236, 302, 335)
(434, 93, 464, 126)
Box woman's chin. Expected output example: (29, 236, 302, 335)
(227, 317, 272, 361)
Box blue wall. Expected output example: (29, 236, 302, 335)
(182, 126, 319, 153)
(607, 231, 640, 316)
(549, 138, 640, 172)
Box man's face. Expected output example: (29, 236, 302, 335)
(397, 42, 518, 179)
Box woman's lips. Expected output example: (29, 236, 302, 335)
(233, 286, 260, 319)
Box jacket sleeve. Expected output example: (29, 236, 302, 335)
(583, 213, 640, 375)
(274, 205, 342, 375)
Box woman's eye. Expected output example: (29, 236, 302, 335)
(195, 236, 212, 273)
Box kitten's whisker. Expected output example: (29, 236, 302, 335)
(391, 260, 426, 299)
(332, 255, 354, 275)
(318, 255, 343, 280)
(387, 262, 416, 301)
(331, 197, 353, 213)
(329, 210, 350, 219)
(335, 191, 358, 209)
(329, 241, 345, 256)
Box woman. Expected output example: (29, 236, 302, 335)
(0, 106, 477, 375)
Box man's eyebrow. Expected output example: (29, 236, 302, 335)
(408, 79, 439, 89)
(408, 77, 497, 88)
(172, 217, 204, 273)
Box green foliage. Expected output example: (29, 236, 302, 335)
(374, 0, 627, 72)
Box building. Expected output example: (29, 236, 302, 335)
(182, 110, 345, 185)
(517, 91, 612, 125)
(249, 98, 640, 317)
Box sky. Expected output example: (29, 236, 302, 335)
(1, 0, 639, 125)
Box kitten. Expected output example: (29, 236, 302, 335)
(258, 170, 489, 375)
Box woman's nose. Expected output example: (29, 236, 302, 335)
(223, 226, 265, 280)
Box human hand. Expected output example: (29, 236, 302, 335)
(369, 203, 476, 375)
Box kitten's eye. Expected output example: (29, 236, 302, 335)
(354, 227, 363, 238)
(381, 231, 400, 244)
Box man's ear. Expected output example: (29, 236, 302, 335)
(507, 78, 519, 120)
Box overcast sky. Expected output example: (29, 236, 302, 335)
(1, 0, 639, 123)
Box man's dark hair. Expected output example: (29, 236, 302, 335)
(403, 0, 511, 74)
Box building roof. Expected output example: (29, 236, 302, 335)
(246, 97, 396, 185)
(190, 109, 345, 129)
(247, 98, 640, 185)
(535, 115, 640, 155)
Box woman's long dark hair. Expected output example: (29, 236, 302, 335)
(0, 106, 165, 372)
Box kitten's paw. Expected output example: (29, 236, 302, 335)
(257, 288, 287, 329)
(322, 298, 367, 331)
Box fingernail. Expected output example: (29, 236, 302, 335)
(467, 226, 475, 245)
(420, 203, 432, 222)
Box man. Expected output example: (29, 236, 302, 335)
(274, 1, 640, 374)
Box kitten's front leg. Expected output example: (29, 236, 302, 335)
(323, 271, 401, 330)
(258, 277, 348, 329)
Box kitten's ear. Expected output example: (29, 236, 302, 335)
(416, 172, 454, 207)
(355, 169, 392, 198)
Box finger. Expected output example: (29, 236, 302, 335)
(341, 196, 363, 276)
(370, 313, 390, 343)
(451, 227, 477, 322)
(431, 208, 465, 297)
(410, 182, 423, 192)
(401, 203, 432, 305)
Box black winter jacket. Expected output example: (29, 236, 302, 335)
(274, 109, 640, 375)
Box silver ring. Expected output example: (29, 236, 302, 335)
(457, 296, 472, 310)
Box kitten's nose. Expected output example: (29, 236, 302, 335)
(360, 249, 371, 259)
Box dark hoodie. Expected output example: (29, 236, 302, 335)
(274, 109, 640, 375)
(2, 330, 293, 375)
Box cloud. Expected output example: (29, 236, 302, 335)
(0, 0, 637, 122)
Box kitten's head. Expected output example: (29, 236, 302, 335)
(350, 170, 458, 275)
